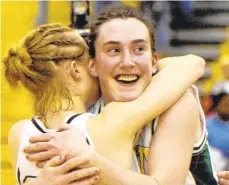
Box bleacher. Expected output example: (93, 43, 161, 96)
(169, 1, 229, 94)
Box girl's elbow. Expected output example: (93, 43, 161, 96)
(188, 54, 206, 78)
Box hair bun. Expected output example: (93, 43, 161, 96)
(8, 45, 32, 66)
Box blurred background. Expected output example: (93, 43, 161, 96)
(1, 1, 229, 184)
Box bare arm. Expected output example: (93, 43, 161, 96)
(85, 151, 160, 185)
(96, 55, 205, 137)
(84, 91, 198, 185)
(147, 90, 199, 185)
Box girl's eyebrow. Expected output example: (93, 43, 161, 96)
(103, 39, 147, 47)
(132, 39, 147, 44)
(103, 41, 120, 46)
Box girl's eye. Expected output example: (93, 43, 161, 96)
(134, 47, 145, 54)
(108, 48, 120, 53)
(107, 48, 120, 56)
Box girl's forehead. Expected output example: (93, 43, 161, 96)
(98, 18, 151, 44)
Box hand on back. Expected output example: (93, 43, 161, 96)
(32, 155, 99, 185)
(24, 125, 92, 168)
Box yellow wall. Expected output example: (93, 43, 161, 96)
(1, 1, 70, 184)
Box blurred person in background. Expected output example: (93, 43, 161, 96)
(207, 58, 229, 184)
(207, 94, 229, 172)
(210, 56, 229, 117)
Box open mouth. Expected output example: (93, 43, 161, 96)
(115, 74, 139, 84)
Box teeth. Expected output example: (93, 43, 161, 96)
(117, 75, 138, 82)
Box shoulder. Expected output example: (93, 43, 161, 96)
(8, 119, 30, 170)
(158, 89, 200, 130)
(69, 113, 95, 129)
(179, 86, 201, 116)
(152, 89, 201, 134)
(8, 119, 29, 143)
(166, 89, 199, 116)
(70, 113, 94, 122)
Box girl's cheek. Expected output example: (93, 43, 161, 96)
(134, 54, 152, 66)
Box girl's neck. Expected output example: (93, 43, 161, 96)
(45, 96, 87, 129)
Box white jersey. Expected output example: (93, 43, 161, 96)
(16, 113, 94, 184)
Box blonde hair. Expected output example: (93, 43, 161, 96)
(4, 24, 87, 123)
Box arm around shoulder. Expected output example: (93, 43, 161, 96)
(102, 55, 205, 137)
(158, 54, 205, 79)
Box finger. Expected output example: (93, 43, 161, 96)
(70, 175, 99, 185)
(36, 160, 49, 168)
(24, 142, 50, 153)
(30, 133, 53, 143)
(219, 178, 229, 185)
(65, 167, 99, 183)
(45, 156, 66, 167)
(57, 124, 71, 132)
(26, 150, 57, 162)
(61, 156, 89, 173)
(218, 171, 229, 179)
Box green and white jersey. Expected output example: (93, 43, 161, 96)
(92, 86, 218, 185)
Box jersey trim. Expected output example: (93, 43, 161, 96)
(23, 175, 37, 183)
(190, 143, 218, 185)
(151, 118, 159, 134)
(31, 118, 46, 133)
(193, 134, 207, 155)
(17, 167, 21, 185)
(66, 114, 81, 124)
(86, 138, 90, 145)
(98, 104, 102, 114)
(66, 114, 91, 145)
(31, 114, 82, 133)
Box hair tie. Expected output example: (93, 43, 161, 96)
(9, 45, 33, 66)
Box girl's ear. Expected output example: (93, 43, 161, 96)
(70, 60, 81, 80)
(152, 53, 158, 75)
(88, 58, 98, 77)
